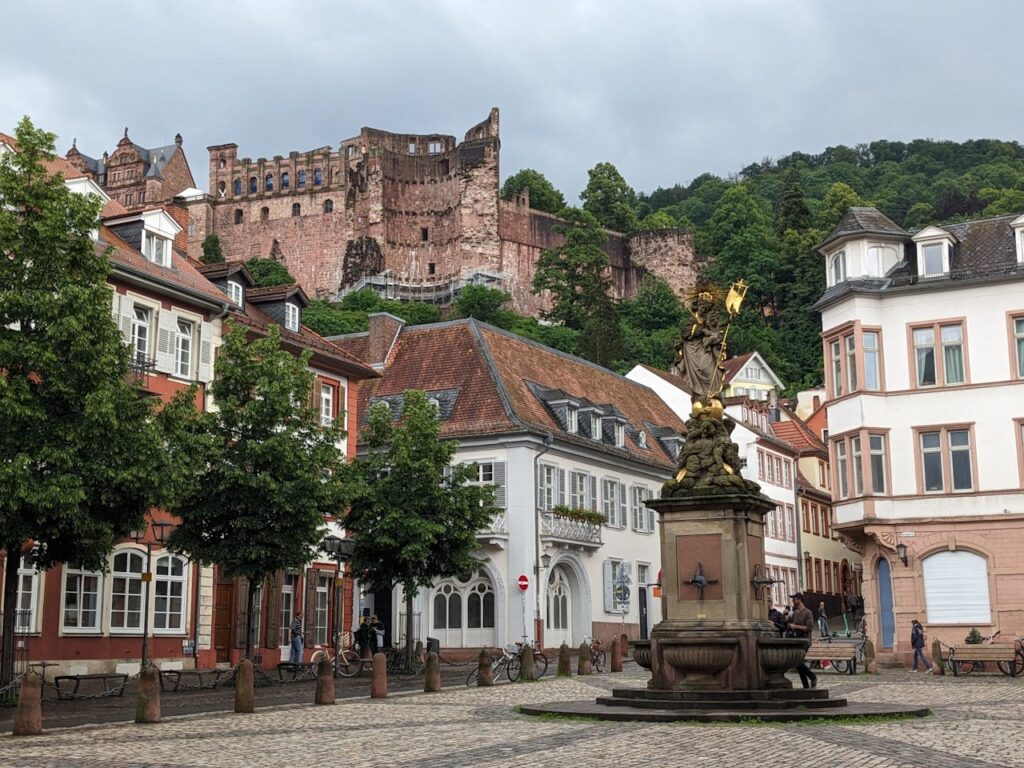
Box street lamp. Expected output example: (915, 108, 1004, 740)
(895, 543, 908, 567)
(321, 535, 356, 677)
(130, 519, 174, 669)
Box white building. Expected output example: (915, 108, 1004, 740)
(332, 315, 687, 652)
(815, 206, 1024, 662)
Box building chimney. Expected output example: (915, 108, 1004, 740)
(367, 312, 406, 371)
(812, 395, 821, 410)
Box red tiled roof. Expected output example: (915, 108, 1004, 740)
(774, 405, 828, 456)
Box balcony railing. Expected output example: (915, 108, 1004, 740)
(476, 511, 508, 547)
(128, 353, 157, 388)
(539, 510, 603, 550)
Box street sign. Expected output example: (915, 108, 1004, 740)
(613, 583, 630, 604)
(517, 574, 529, 592)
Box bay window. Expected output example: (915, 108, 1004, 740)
(1014, 316, 1024, 378)
(869, 434, 887, 494)
(834, 430, 889, 499)
(863, 332, 880, 390)
(918, 426, 975, 493)
(850, 436, 863, 496)
(825, 325, 883, 397)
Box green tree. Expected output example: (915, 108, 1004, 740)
(390, 302, 441, 326)
(579, 298, 625, 369)
(200, 233, 225, 264)
(637, 210, 678, 231)
(619, 275, 683, 332)
(246, 257, 295, 287)
(817, 182, 866, 230)
(303, 300, 369, 336)
(452, 284, 515, 327)
(0, 118, 174, 685)
(776, 167, 812, 233)
(345, 390, 497, 668)
(500, 169, 566, 215)
(532, 208, 612, 330)
(580, 162, 639, 233)
(165, 322, 348, 658)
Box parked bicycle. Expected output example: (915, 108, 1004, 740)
(584, 636, 606, 672)
(309, 632, 364, 678)
(947, 631, 1022, 675)
(515, 638, 551, 678)
(466, 645, 521, 685)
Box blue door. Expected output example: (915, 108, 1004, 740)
(876, 558, 895, 649)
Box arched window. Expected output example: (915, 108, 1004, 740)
(217, 180, 226, 197)
(233, 178, 241, 195)
(297, 170, 306, 188)
(260, 207, 269, 222)
(292, 203, 301, 217)
(281, 172, 290, 190)
(248, 176, 257, 194)
(265, 174, 274, 192)
(323, 199, 334, 213)
(830, 251, 847, 284)
(110, 550, 145, 630)
(313, 167, 323, 186)
(923, 550, 991, 624)
(234, 209, 243, 225)
(154, 555, 188, 632)
(467, 581, 495, 629)
(432, 583, 461, 629)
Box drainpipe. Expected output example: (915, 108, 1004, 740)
(533, 433, 554, 647)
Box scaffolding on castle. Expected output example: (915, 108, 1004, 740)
(338, 269, 504, 307)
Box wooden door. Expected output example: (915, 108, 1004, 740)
(214, 582, 234, 663)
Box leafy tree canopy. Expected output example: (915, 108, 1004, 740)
(246, 257, 295, 287)
(452, 284, 515, 327)
(200, 233, 225, 264)
(580, 162, 639, 233)
(500, 168, 566, 215)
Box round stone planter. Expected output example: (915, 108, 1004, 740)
(757, 637, 810, 689)
(660, 638, 737, 689)
(630, 641, 652, 670)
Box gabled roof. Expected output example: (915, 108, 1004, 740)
(771, 419, 826, 457)
(817, 207, 907, 251)
(247, 283, 309, 306)
(333, 319, 686, 469)
(195, 261, 256, 287)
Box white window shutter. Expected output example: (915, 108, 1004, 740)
(155, 311, 176, 373)
(557, 468, 566, 507)
(492, 461, 506, 508)
(198, 321, 213, 382)
(631, 487, 640, 529)
(603, 560, 615, 612)
(618, 482, 627, 527)
(119, 300, 134, 345)
(110, 290, 120, 322)
(589, 475, 597, 512)
(536, 464, 545, 510)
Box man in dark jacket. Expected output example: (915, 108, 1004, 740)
(788, 593, 818, 688)
(911, 619, 932, 672)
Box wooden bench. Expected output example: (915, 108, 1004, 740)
(159, 668, 230, 692)
(949, 644, 1020, 676)
(804, 643, 858, 674)
(53, 672, 129, 700)
(276, 662, 316, 681)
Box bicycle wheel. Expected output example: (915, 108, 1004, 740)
(831, 659, 849, 674)
(957, 660, 977, 674)
(309, 650, 328, 675)
(337, 650, 363, 678)
(997, 652, 1024, 676)
(594, 650, 606, 672)
(506, 655, 522, 682)
(466, 668, 479, 687)
(535, 652, 550, 678)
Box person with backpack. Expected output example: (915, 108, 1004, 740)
(911, 619, 932, 672)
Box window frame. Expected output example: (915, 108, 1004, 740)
(174, 318, 194, 379)
(131, 304, 152, 364)
(631, 485, 654, 533)
(320, 382, 335, 427)
(284, 302, 300, 332)
(830, 250, 847, 285)
(908, 319, 969, 388)
(153, 554, 188, 635)
(569, 470, 594, 511)
(228, 280, 244, 307)
(61, 564, 103, 633)
(109, 548, 146, 634)
(565, 405, 578, 434)
(15, 557, 41, 633)
(913, 423, 978, 495)
(824, 322, 884, 398)
(918, 240, 949, 276)
(1008, 312, 1024, 380)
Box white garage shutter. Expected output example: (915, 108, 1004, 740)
(922, 550, 991, 625)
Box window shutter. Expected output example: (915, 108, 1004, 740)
(234, 577, 249, 649)
(589, 475, 597, 512)
(536, 464, 545, 510)
(646, 499, 655, 532)
(119, 300, 134, 345)
(110, 290, 120, 322)
(155, 311, 176, 373)
(198, 321, 213, 382)
(264, 573, 279, 649)
(303, 568, 317, 639)
(603, 560, 615, 612)
(631, 487, 640, 529)
(492, 461, 506, 508)
(557, 468, 566, 507)
(618, 482, 627, 527)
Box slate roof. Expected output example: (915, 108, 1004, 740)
(334, 320, 686, 470)
(194, 261, 255, 286)
(817, 207, 907, 250)
(247, 283, 309, 305)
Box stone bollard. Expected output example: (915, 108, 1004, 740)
(423, 652, 441, 692)
(477, 649, 494, 686)
(234, 659, 255, 713)
(611, 637, 623, 672)
(12, 673, 42, 736)
(518, 646, 536, 681)
(863, 638, 877, 674)
(931, 638, 945, 675)
(415, 640, 425, 663)
(620, 633, 629, 659)
(578, 642, 592, 675)
(134, 664, 161, 724)
(371, 652, 388, 698)
(557, 644, 572, 677)
(315, 657, 335, 705)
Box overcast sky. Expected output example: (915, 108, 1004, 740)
(3, 1, 1022, 200)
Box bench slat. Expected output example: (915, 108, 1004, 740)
(951, 646, 1018, 660)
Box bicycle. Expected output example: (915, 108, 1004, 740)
(999, 636, 1024, 676)
(949, 631, 1021, 675)
(466, 645, 521, 685)
(384, 645, 426, 677)
(584, 636, 606, 672)
(309, 632, 364, 678)
(515, 638, 551, 678)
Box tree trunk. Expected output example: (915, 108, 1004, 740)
(404, 589, 414, 671)
(1, 545, 19, 688)
(244, 578, 256, 660)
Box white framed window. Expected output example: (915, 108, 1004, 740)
(850, 435, 864, 496)
(109, 550, 145, 631)
(631, 486, 654, 532)
(315, 574, 331, 645)
(175, 319, 193, 378)
(920, 242, 946, 276)
(845, 335, 858, 392)
(565, 406, 578, 434)
(923, 550, 991, 624)
(15, 557, 40, 633)
(154, 554, 187, 633)
(538, 463, 557, 511)
(830, 340, 843, 397)
(569, 470, 593, 511)
(285, 302, 300, 332)
(62, 564, 102, 632)
(591, 414, 602, 441)
(637, 430, 647, 449)
(601, 479, 626, 527)
(131, 306, 151, 363)
(941, 325, 965, 385)
(866, 246, 882, 277)
(227, 280, 244, 306)
(144, 232, 170, 267)
(1014, 316, 1024, 379)
(835, 440, 849, 499)
(921, 431, 943, 492)
(614, 422, 625, 448)
(830, 250, 847, 284)
(320, 383, 334, 427)
(637, 563, 650, 588)
(278, 574, 297, 647)
(913, 327, 937, 386)
(863, 331, 880, 390)
(428, 141, 442, 155)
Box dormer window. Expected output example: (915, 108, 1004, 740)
(227, 280, 244, 307)
(591, 414, 602, 441)
(912, 226, 954, 277)
(830, 251, 847, 285)
(285, 302, 300, 332)
(637, 431, 648, 449)
(1011, 214, 1024, 263)
(143, 232, 170, 267)
(565, 405, 578, 434)
(614, 423, 625, 448)
(921, 243, 945, 275)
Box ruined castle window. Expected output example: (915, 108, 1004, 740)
(217, 181, 226, 197)
(323, 199, 334, 213)
(234, 209, 243, 225)
(233, 178, 241, 195)
(428, 141, 441, 155)
(292, 203, 301, 217)
(440, 159, 450, 175)
(346, 146, 355, 158)
(313, 168, 322, 186)
(428, 262, 436, 275)
(408, 141, 416, 155)
(249, 177, 257, 194)
(281, 172, 290, 190)
(265, 174, 274, 192)
(421, 227, 429, 242)
(297, 170, 306, 188)
(218, 159, 226, 169)
(260, 207, 269, 222)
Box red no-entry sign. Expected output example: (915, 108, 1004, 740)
(518, 574, 529, 592)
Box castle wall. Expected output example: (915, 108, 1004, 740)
(626, 229, 701, 299)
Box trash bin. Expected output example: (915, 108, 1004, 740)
(426, 637, 440, 655)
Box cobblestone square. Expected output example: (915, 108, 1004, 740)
(4, 667, 1024, 768)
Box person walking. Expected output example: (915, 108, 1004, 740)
(911, 619, 933, 672)
(788, 593, 818, 689)
(817, 601, 829, 638)
(290, 611, 304, 669)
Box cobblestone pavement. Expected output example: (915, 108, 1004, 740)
(4, 666, 1024, 768)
